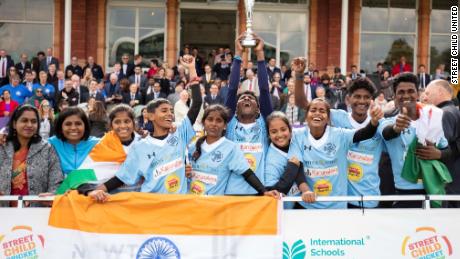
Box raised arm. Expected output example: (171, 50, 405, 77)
(291, 57, 308, 110)
(253, 35, 273, 119)
(180, 55, 203, 125)
(225, 34, 245, 118)
(353, 102, 383, 142)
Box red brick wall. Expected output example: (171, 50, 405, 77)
(86, 0, 98, 60)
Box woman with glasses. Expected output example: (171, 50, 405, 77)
(38, 100, 55, 140)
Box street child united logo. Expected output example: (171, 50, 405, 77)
(0, 225, 45, 259)
(401, 227, 453, 259)
(283, 240, 306, 259)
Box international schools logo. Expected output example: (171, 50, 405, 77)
(401, 227, 453, 259)
(283, 240, 306, 259)
(0, 225, 45, 259)
(136, 237, 180, 259)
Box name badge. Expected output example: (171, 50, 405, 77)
(347, 150, 374, 165)
(153, 158, 183, 180)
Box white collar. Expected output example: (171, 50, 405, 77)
(202, 137, 226, 153)
(147, 134, 171, 147)
(239, 121, 257, 129)
(270, 143, 288, 158)
(308, 126, 330, 148)
(348, 113, 370, 130)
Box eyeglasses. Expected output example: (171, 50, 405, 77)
(36, 90, 42, 93)
(42, 104, 50, 108)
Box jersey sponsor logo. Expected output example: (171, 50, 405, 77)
(192, 171, 218, 186)
(167, 136, 179, 146)
(165, 174, 180, 193)
(239, 143, 263, 153)
(190, 180, 206, 195)
(323, 143, 337, 156)
(305, 166, 338, 178)
(244, 153, 257, 171)
(347, 150, 374, 165)
(348, 163, 364, 182)
(288, 183, 301, 196)
(313, 179, 332, 196)
(210, 150, 223, 162)
(153, 158, 183, 180)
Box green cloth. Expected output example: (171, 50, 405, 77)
(56, 169, 97, 195)
(401, 138, 452, 207)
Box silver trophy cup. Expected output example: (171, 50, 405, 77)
(242, 0, 256, 47)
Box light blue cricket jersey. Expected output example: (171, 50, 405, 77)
(379, 116, 448, 190)
(265, 142, 300, 209)
(225, 116, 269, 195)
(288, 126, 355, 209)
(331, 109, 384, 208)
(188, 137, 250, 195)
(116, 117, 195, 194)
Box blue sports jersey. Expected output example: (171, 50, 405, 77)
(188, 137, 250, 195)
(288, 126, 355, 209)
(379, 116, 448, 190)
(331, 109, 384, 208)
(225, 115, 269, 194)
(0, 84, 31, 105)
(265, 141, 301, 209)
(116, 117, 195, 194)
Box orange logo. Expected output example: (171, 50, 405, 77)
(401, 227, 453, 259)
(0, 225, 45, 258)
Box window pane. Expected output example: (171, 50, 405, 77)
(430, 35, 451, 74)
(388, 7, 416, 32)
(280, 31, 306, 65)
(360, 34, 415, 73)
(280, 13, 306, 32)
(431, 9, 450, 33)
(108, 28, 135, 66)
(253, 12, 278, 31)
(139, 28, 165, 61)
(139, 8, 165, 28)
(0, 0, 25, 20)
(361, 4, 388, 31)
(25, 0, 53, 21)
(251, 31, 277, 61)
(390, 0, 415, 8)
(109, 7, 135, 27)
(0, 23, 52, 62)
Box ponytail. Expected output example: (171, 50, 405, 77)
(192, 135, 207, 161)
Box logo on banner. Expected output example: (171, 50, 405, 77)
(283, 240, 306, 259)
(401, 227, 453, 259)
(136, 237, 181, 259)
(0, 225, 45, 258)
(348, 163, 363, 182)
(313, 179, 332, 196)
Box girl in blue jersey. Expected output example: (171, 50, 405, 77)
(264, 112, 316, 209)
(186, 104, 279, 198)
(86, 55, 203, 202)
(49, 106, 99, 176)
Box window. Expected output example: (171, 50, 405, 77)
(107, 3, 165, 68)
(251, 11, 307, 66)
(0, 0, 53, 62)
(430, 0, 457, 74)
(360, 0, 417, 73)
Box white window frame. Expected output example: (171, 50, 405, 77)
(106, 1, 167, 71)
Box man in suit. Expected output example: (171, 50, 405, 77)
(204, 83, 224, 105)
(104, 73, 122, 106)
(83, 56, 104, 82)
(349, 65, 361, 81)
(0, 49, 15, 86)
(417, 64, 431, 90)
(65, 56, 83, 78)
(122, 83, 142, 107)
(87, 79, 106, 102)
(239, 69, 259, 96)
(71, 74, 89, 104)
(40, 47, 59, 72)
(119, 54, 134, 79)
(15, 53, 31, 80)
(303, 74, 316, 102)
(201, 64, 216, 94)
(266, 58, 281, 81)
(143, 79, 167, 104)
(129, 65, 148, 90)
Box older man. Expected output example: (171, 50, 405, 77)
(424, 79, 460, 207)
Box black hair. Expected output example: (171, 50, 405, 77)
(392, 72, 418, 94)
(109, 104, 135, 128)
(6, 105, 42, 151)
(418, 64, 426, 69)
(134, 64, 142, 69)
(54, 106, 91, 142)
(36, 51, 45, 56)
(306, 98, 331, 125)
(150, 59, 159, 66)
(266, 111, 292, 134)
(192, 105, 230, 162)
(236, 90, 259, 107)
(146, 98, 171, 113)
(347, 77, 377, 97)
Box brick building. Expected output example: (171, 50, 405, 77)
(0, 0, 456, 75)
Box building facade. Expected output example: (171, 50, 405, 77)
(0, 0, 456, 74)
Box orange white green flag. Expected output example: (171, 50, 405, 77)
(47, 192, 282, 258)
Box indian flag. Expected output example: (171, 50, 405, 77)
(46, 192, 282, 258)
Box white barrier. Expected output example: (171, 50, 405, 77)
(1, 196, 460, 259)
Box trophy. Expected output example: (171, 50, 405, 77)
(242, 0, 256, 47)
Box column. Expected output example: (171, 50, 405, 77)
(166, 0, 179, 67)
(64, 0, 72, 67)
(340, 0, 348, 74)
(417, 0, 431, 70)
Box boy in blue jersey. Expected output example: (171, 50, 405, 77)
(84, 55, 203, 201)
(0, 76, 30, 105)
(224, 34, 273, 195)
(380, 73, 450, 208)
